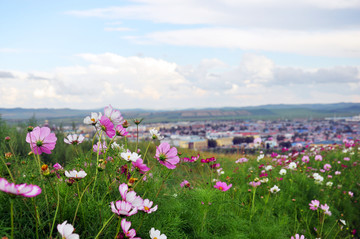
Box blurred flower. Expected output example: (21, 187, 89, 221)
(309, 199, 320, 210)
(335, 171, 341, 175)
(260, 178, 269, 183)
(155, 142, 180, 169)
(99, 116, 116, 138)
(265, 165, 273, 171)
(235, 157, 248, 163)
(291, 234, 306, 239)
(104, 104, 123, 126)
(343, 157, 350, 161)
(53, 163, 63, 171)
(320, 203, 332, 216)
(315, 155, 323, 161)
(83, 112, 102, 126)
(279, 169, 287, 175)
(4, 136, 10, 142)
(302, 156, 310, 163)
(115, 125, 128, 137)
(288, 162, 297, 170)
(64, 134, 85, 145)
(270, 185, 280, 194)
(180, 180, 190, 188)
(348, 191, 354, 197)
(26, 126, 57, 155)
(57, 221, 79, 239)
(326, 182, 333, 187)
(323, 164, 332, 171)
(150, 228, 167, 239)
(214, 181, 232, 191)
(149, 128, 164, 140)
(93, 141, 107, 155)
(249, 181, 261, 188)
(201, 157, 216, 163)
(65, 170, 87, 179)
(0, 177, 41, 197)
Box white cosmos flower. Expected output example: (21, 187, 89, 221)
(57, 220, 79, 239)
(150, 228, 167, 239)
(279, 169, 287, 175)
(83, 112, 102, 126)
(326, 182, 333, 187)
(269, 185, 280, 194)
(149, 128, 164, 140)
(288, 162, 297, 170)
(121, 151, 140, 162)
(65, 170, 87, 179)
(64, 134, 85, 145)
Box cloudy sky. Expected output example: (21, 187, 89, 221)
(1, 0, 360, 110)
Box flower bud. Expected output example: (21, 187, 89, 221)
(4, 136, 10, 142)
(27, 126, 34, 132)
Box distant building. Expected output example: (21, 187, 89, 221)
(215, 137, 233, 147)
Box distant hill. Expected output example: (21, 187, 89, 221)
(1, 102, 360, 124)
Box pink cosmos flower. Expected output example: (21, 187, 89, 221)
(201, 157, 216, 163)
(119, 183, 144, 209)
(132, 158, 150, 174)
(214, 181, 232, 191)
(343, 157, 350, 161)
(0, 177, 41, 197)
(315, 155, 323, 161)
(320, 203, 332, 216)
(110, 200, 138, 216)
(26, 126, 57, 155)
(120, 218, 141, 239)
(249, 181, 261, 188)
(53, 163, 63, 170)
(348, 191, 354, 197)
(291, 234, 305, 239)
(99, 116, 116, 138)
(115, 124, 128, 137)
(302, 156, 310, 163)
(309, 199, 320, 210)
(141, 199, 158, 214)
(323, 164, 332, 171)
(180, 180, 190, 188)
(93, 141, 107, 155)
(182, 154, 200, 162)
(335, 171, 341, 175)
(235, 157, 248, 163)
(104, 104, 123, 126)
(155, 142, 180, 169)
(64, 134, 84, 145)
(57, 220, 79, 239)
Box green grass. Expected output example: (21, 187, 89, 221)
(0, 122, 359, 239)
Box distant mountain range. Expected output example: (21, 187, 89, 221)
(1, 102, 360, 124)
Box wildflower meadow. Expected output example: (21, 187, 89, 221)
(0, 105, 359, 239)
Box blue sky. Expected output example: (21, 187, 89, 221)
(1, 0, 360, 110)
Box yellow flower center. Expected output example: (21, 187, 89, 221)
(219, 186, 223, 190)
(144, 206, 149, 211)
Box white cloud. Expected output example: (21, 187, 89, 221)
(104, 27, 134, 32)
(0, 53, 359, 109)
(140, 28, 360, 57)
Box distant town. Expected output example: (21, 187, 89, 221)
(46, 114, 360, 153)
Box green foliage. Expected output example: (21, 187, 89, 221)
(0, 123, 359, 239)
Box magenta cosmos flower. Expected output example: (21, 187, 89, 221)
(26, 126, 57, 155)
(115, 124, 128, 137)
(155, 142, 180, 169)
(0, 177, 41, 197)
(99, 116, 116, 138)
(132, 158, 150, 174)
(214, 181, 232, 191)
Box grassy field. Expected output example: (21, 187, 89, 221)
(0, 117, 359, 239)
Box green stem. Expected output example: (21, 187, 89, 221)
(73, 179, 94, 225)
(10, 198, 14, 239)
(142, 141, 152, 164)
(50, 183, 60, 238)
(250, 187, 257, 221)
(95, 214, 115, 239)
(32, 198, 39, 239)
(324, 220, 338, 239)
(92, 132, 103, 194)
(155, 170, 173, 198)
(0, 156, 15, 183)
(136, 124, 139, 151)
(114, 217, 122, 239)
